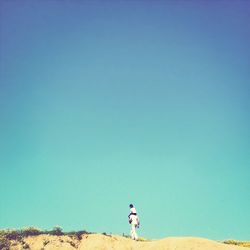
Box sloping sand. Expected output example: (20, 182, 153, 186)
(8, 234, 249, 250)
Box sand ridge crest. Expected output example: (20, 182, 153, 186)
(4, 233, 249, 250)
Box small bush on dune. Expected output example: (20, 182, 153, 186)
(65, 230, 90, 240)
(75, 230, 88, 240)
(223, 240, 238, 245)
(43, 240, 50, 246)
(122, 233, 130, 238)
(69, 241, 77, 248)
(138, 237, 148, 242)
(102, 232, 112, 237)
(21, 227, 42, 237)
(48, 226, 63, 236)
(223, 240, 250, 248)
(241, 242, 250, 248)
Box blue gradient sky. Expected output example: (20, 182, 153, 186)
(0, 0, 249, 240)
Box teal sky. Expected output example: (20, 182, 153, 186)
(0, 0, 249, 240)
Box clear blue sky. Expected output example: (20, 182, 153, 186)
(0, 0, 249, 240)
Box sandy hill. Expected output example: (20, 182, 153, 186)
(3, 233, 249, 250)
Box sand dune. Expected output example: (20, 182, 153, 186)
(6, 234, 249, 250)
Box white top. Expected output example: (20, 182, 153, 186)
(130, 214, 138, 225)
(130, 207, 137, 214)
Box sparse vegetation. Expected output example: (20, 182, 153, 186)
(48, 226, 63, 236)
(0, 235, 11, 250)
(122, 233, 130, 238)
(0, 227, 90, 237)
(43, 239, 50, 246)
(1, 229, 23, 241)
(0, 227, 91, 249)
(138, 237, 148, 242)
(68, 240, 77, 248)
(22, 227, 42, 237)
(0, 227, 42, 243)
(102, 232, 112, 237)
(75, 231, 86, 240)
(22, 242, 30, 249)
(222, 240, 250, 248)
(65, 230, 89, 241)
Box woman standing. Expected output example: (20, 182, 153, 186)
(128, 204, 140, 240)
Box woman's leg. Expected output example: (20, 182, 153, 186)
(130, 224, 138, 240)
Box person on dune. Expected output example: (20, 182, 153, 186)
(128, 204, 140, 240)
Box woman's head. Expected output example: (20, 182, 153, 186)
(129, 204, 134, 208)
